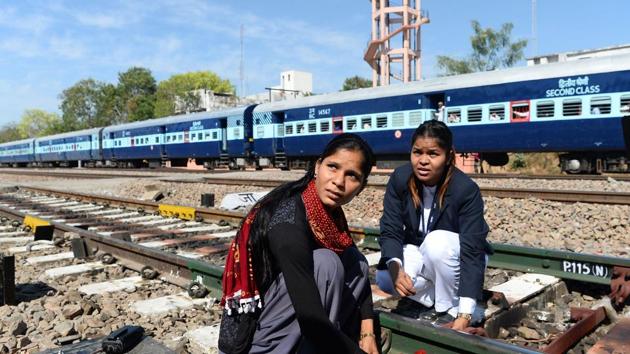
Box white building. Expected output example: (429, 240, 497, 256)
(246, 70, 313, 103)
(527, 44, 630, 66)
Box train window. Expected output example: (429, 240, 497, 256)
(621, 95, 630, 115)
(166, 136, 171, 142)
(392, 113, 404, 127)
(308, 122, 317, 133)
(276, 125, 284, 137)
(489, 105, 505, 120)
(320, 121, 330, 132)
(179, 134, 183, 141)
(296, 123, 305, 134)
(333, 119, 343, 133)
(446, 109, 461, 123)
(376, 115, 388, 128)
(285, 125, 294, 135)
(198, 133, 203, 140)
(590, 96, 611, 115)
(467, 107, 482, 122)
(563, 99, 582, 116)
(409, 111, 422, 126)
(257, 126, 265, 138)
(346, 118, 357, 131)
(536, 101, 554, 118)
(360, 116, 372, 129)
(212, 132, 218, 140)
(155, 137, 159, 144)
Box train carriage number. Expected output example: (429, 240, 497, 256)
(562, 260, 609, 278)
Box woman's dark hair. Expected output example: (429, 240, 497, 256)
(248, 133, 375, 293)
(408, 120, 456, 209)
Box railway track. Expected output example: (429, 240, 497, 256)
(0, 186, 628, 352)
(194, 177, 630, 205)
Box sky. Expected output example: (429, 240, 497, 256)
(1, 0, 629, 127)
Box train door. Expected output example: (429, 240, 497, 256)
(221, 119, 228, 152)
(510, 100, 531, 122)
(333, 116, 344, 134)
(272, 112, 285, 152)
(426, 93, 446, 121)
(110, 132, 117, 159)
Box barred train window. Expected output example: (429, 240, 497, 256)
(320, 121, 330, 132)
(409, 111, 422, 126)
(467, 107, 482, 122)
(376, 115, 388, 128)
(590, 96, 611, 115)
(361, 116, 372, 129)
(308, 122, 317, 133)
(392, 113, 405, 127)
(563, 99, 582, 116)
(285, 124, 294, 135)
(155, 137, 159, 143)
(489, 105, 505, 120)
(296, 123, 305, 134)
(212, 132, 218, 140)
(446, 109, 461, 123)
(346, 118, 357, 131)
(621, 95, 630, 114)
(536, 101, 554, 118)
(198, 133, 203, 140)
(257, 126, 265, 138)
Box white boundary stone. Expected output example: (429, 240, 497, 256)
(26, 252, 75, 265)
(185, 325, 220, 353)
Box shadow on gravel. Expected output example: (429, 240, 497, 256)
(15, 281, 57, 302)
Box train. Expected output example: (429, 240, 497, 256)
(2, 54, 630, 173)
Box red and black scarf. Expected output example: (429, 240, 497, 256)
(221, 180, 354, 314)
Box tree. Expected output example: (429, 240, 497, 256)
(154, 71, 234, 117)
(341, 76, 372, 91)
(117, 67, 156, 122)
(17, 109, 62, 138)
(436, 21, 527, 76)
(0, 122, 22, 143)
(59, 79, 116, 131)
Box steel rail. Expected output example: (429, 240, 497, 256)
(196, 178, 630, 205)
(0, 203, 225, 298)
(0, 170, 161, 179)
(18, 186, 630, 287)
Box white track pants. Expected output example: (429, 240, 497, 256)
(376, 230, 461, 316)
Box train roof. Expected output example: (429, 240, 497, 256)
(0, 138, 35, 147)
(34, 128, 102, 141)
(102, 106, 250, 132)
(254, 53, 630, 112)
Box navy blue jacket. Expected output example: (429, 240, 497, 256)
(378, 163, 492, 300)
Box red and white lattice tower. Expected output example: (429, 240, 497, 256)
(364, 0, 430, 86)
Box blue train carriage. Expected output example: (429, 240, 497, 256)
(0, 138, 35, 167)
(33, 128, 102, 167)
(254, 53, 630, 172)
(162, 106, 255, 169)
(253, 83, 440, 170)
(435, 53, 630, 173)
(102, 118, 169, 168)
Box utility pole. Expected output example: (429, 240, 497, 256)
(240, 24, 245, 97)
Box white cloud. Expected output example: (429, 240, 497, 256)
(74, 13, 129, 29)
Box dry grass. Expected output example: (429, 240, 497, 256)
(482, 153, 562, 175)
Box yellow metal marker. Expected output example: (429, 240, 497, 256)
(23, 215, 54, 241)
(158, 204, 196, 221)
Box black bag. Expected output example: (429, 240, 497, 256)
(218, 309, 259, 354)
